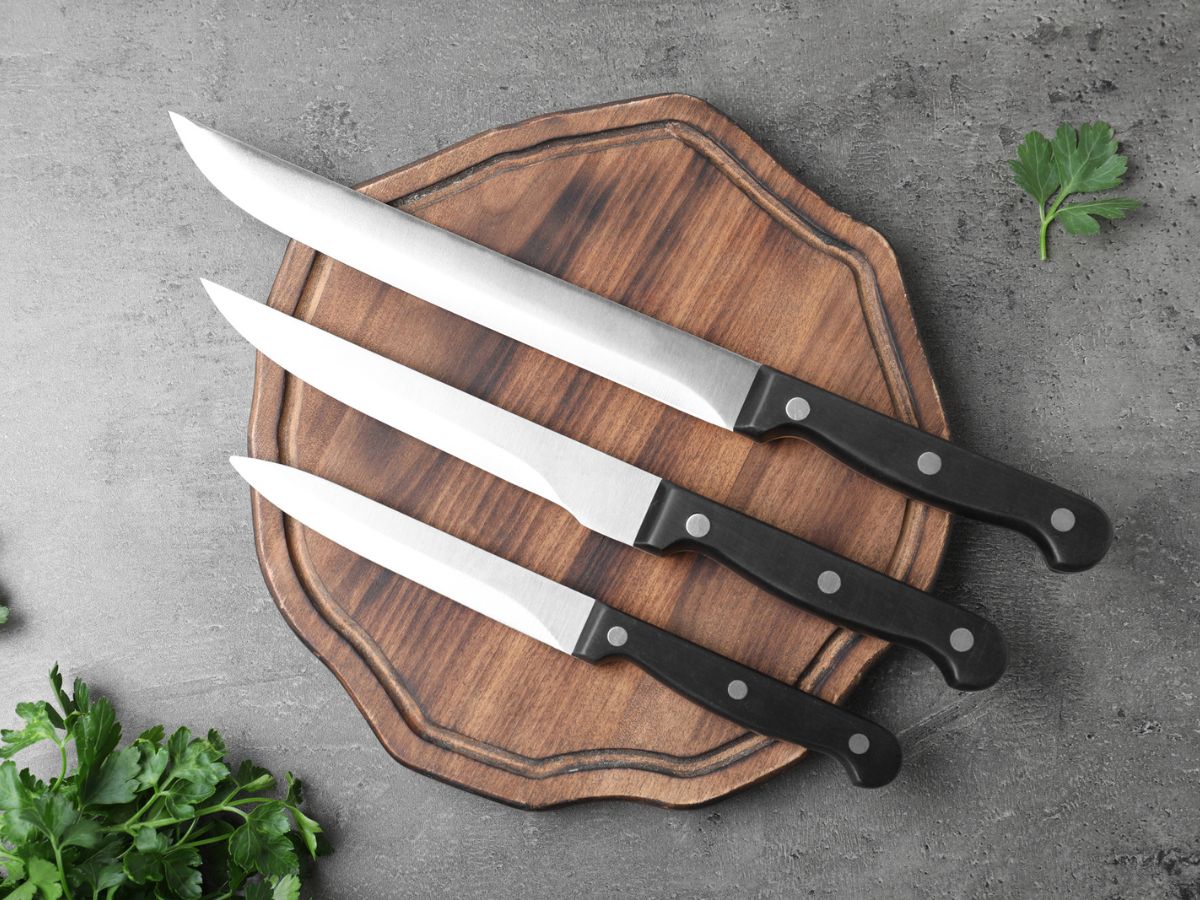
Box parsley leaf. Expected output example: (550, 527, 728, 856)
(1009, 129, 1058, 205)
(1, 704, 60, 759)
(244, 874, 302, 900)
(1008, 121, 1140, 259)
(230, 801, 299, 878)
(82, 745, 141, 806)
(0, 666, 330, 898)
(5, 856, 64, 900)
(165, 727, 230, 806)
(74, 697, 122, 790)
(124, 827, 203, 898)
(1055, 198, 1140, 235)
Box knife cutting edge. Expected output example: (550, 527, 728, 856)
(204, 280, 1005, 690)
(170, 113, 1112, 573)
(229, 456, 902, 787)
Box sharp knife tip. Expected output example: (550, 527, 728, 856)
(200, 278, 253, 319)
(229, 456, 279, 491)
(229, 458, 323, 517)
(168, 109, 197, 137)
(198, 277, 231, 302)
(168, 110, 208, 129)
(168, 111, 225, 165)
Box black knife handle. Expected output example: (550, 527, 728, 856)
(635, 482, 1006, 691)
(733, 366, 1113, 573)
(573, 603, 901, 787)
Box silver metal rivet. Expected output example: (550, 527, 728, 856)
(685, 513, 711, 538)
(1051, 507, 1076, 533)
(917, 451, 942, 475)
(818, 570, 841, 594)
(727, 679, 748, 700)
(785, 397, 811, 421)
(950, 627, 975, 652)
(848, 733, 871, 755)
(606, 626, 628, 647)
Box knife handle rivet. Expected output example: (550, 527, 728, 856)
(848, 733, 871, 755)
(1051, 507, 1076, 532)
(817, 570, 841, 594)
(727, 679, 749, 700)
(917, 451, 942, 475)
(606, 626, 628, 648)
(949, 627, 975, 652)
(785, 397, 811, 421)
(685, 513, 711, 538)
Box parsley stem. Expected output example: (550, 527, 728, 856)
(178, 817, 199, 844)
(49, 737, 69, 792)
(124, 787, 165, 827)
(177, 832, 232, 850)
(121, 785, 280, 833)
(131, 803, 249, 832)
(1038, 185, 1073, 262)
(51, 838, 74, 900)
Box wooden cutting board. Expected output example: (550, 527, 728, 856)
(247, 94, 951, 808)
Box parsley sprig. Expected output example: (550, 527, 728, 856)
(1008, 121, 1139, 260)
(0, 666, 328, 899)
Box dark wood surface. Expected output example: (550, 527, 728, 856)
(247, 93, 952, 808)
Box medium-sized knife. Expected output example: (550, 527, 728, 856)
(205, 281, 1006, 690)
(230, 456, 902, 787)
(171, 113, 1112, 573)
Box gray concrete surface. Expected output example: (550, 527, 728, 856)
(2, 1, 1198, 897)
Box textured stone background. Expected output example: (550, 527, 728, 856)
(2, 1, 1198, 897)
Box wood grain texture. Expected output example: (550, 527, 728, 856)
(247, 93, 952, 808)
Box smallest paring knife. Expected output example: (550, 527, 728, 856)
(230, 457, 903, 788)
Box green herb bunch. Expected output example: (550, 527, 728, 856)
(1008, 121, 1139, 260)
(0, 666, 328, 899)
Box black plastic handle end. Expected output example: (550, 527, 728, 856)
(733, 366, 1113, 573)
(944, 617, 1007, 691)
(574, 604, 902, 788)
(1035, 499, 1113, 574)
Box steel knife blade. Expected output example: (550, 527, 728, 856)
(206, 280, 1005, 690)
(229, 455, 902, 787)
(173, 112, 1112, 572)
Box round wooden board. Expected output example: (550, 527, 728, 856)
(248, 94, 951, 808)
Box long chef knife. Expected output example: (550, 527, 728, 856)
(229, 456, 902, 787)
(172, 112, 1112, 573)
(205, 280, 1005, 690)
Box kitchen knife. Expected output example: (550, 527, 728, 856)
(230, 455, 902, 787)
(172, 112, 1112, 573)
(205, 280, 1005, 690)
